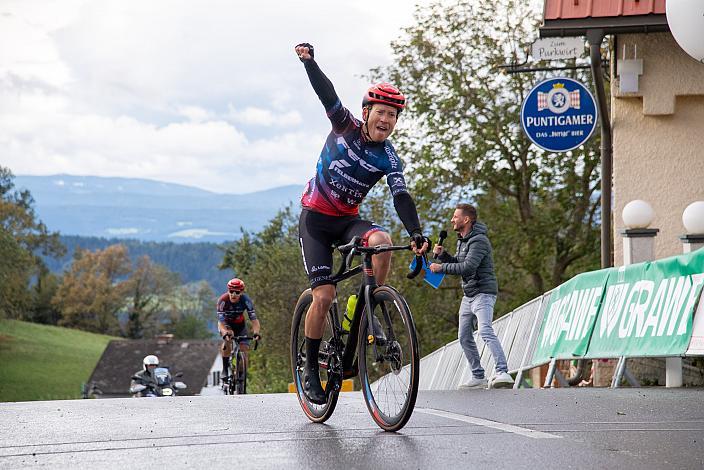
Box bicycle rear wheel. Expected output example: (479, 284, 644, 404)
(235, 352, 247, 394)
(291, 289, 341, 423)
(358, 285, 419, 432)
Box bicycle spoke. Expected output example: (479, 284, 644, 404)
(290, 289, 341, 422)
(359, 286, 419, 432)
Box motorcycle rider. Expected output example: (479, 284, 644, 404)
(129, 354, 160, 397)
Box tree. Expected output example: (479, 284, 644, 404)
(220, 206, 309, 393)
(53, 245, 131, 335)
(169, 281, 215, 340)
(123, 256, 181, 339)
(0, 166, 65, 319)
(373, 0, 602, 310)
(0, 228, 32, 318)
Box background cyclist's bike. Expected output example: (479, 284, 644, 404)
(291, 236, 424, 432)
(222, 335, 258, 395)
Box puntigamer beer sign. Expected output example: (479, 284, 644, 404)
(521, 77, 598, 152)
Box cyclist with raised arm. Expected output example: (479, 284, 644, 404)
(294, 43, 428, 405)
(217, 278, 261, 382)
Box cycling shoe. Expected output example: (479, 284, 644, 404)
(303, 368, 326, 405)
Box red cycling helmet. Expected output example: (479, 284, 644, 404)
(362, 83, 406, 112)
(227, 278, 245, 292)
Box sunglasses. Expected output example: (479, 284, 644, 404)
(228, 290, 243, 295)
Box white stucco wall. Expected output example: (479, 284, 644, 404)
(612, 33, 704, 265)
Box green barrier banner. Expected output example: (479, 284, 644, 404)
(532, 269, 612, 364)
(586, 250, 704, 358)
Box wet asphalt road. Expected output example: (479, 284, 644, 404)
(1, 388, 703, 469)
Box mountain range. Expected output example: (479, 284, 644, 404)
(15, 175, 303, 243)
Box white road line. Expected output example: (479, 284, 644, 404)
(415, 408, 562, 439)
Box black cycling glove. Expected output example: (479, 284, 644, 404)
(411, 232, 429, 251)
(296, 42, 314, 62)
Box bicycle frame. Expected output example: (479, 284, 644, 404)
(324, 238, 422, 382)
(225, 335, 257, 391)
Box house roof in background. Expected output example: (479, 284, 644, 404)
(541, 0, 669, 37)
(544, 0, 666, 20)
(87, 339, 219, 396)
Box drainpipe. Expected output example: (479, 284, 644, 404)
(587, 29, 613, 269)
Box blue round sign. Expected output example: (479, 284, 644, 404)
(520, 77, 598, 152)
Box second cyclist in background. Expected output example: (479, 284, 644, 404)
(217, 278, 261, 382)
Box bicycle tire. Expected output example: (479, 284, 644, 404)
(227, 352, 237, 395)
(290, 288, 341, 423)
(358, 285, 419, 432)
(236, 351, 247, 394)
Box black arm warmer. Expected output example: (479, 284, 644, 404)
(303, 60, 339, 110)
(393, 192, 422, 236)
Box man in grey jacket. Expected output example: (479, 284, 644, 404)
(429, 203, 514, 389)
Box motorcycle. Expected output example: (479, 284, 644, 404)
(130, 367, 187, 397)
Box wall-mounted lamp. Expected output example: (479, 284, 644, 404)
(617, 44, 643, 93)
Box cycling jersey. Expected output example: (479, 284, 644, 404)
(299, 59, 420, 236)
(217, 293, 257, 327)
(301, 100, 409, 217)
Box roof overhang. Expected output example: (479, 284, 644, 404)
(540, 14, 669, 38)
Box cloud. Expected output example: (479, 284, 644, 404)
(0, 0, 418, 193)
(226, 104, 302, 127)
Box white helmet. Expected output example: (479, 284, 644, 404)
(143, 355, 159, 370)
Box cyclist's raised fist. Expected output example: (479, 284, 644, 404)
(295, 43, 314, 62)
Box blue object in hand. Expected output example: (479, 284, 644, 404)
(409, 257, 445, 289)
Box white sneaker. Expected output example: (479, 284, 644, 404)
(458, 377, 488, 390)
(489, 371, 514, 389)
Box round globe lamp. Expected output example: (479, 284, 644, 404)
(666, 0, 704, 63)
(682, 201, 704, 234)
(622, 200, 655, 229)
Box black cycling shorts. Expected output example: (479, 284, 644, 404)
(298, 208, 384, 288)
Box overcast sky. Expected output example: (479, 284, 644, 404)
(0, 0, 422, 194)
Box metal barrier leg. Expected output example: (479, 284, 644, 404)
(544, 359, 557, 388)
(514, 368, 529, 389)
(611, 356, 626, 388)
(666, 357, 683, 388)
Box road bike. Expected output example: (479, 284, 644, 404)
(222, 335, 258, 395)
(291, 236, 424, 431)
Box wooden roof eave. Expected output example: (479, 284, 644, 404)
(539, 14, 669, 38)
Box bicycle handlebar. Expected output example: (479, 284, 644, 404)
(224, 335, 260, 350)
(334, 236, 425, 280)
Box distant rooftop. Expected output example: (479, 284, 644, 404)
(87, 338, 219, 397)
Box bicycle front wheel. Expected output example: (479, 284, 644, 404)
(358, 285, 419, 432)
(290, 289, 341, 423)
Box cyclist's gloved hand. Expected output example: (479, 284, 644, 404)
(410, 232, 429, 255)
(295, 42, 314, 62)
(253, 333, 261, 342)
(222, 333, 232, 341)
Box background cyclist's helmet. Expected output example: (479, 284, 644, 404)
(227, 278, 245, 293)
(143, 355, 159, 370)
(362, 82, 406, 113)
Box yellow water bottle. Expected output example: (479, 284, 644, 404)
(342, 294, 358, 332)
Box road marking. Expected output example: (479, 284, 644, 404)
(415, 408, 562, 439)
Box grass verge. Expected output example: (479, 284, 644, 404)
(0, 319, 117, 402)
